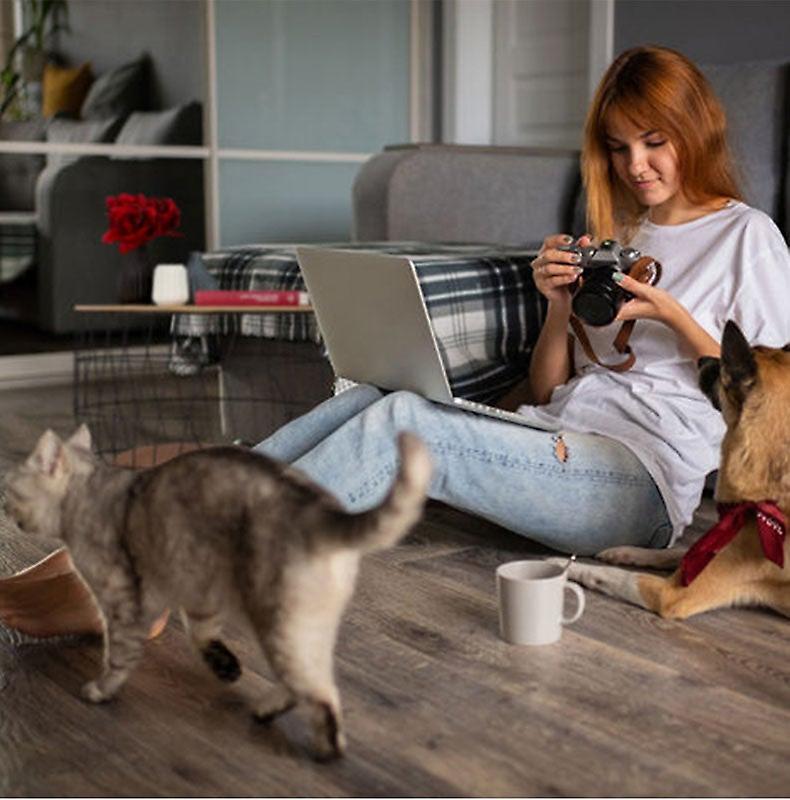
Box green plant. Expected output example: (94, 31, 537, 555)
(1, 0, 70, 118)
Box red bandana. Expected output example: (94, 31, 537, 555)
(680, 501, 787, 586)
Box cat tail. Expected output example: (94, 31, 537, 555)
(331, 432, 432, 553)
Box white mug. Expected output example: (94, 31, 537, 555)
(496, 559, 585, 646)
(151, 263, 189, 306)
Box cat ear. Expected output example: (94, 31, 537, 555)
(68, 424, 92, 451)
(28, 430, 67, 477)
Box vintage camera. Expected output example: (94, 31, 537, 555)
(559, 239, 654, 327)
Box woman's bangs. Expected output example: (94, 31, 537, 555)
(600, 96, 658, 141)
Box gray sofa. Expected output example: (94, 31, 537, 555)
(353, 59, 790, 247)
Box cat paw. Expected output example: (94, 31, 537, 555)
(252, 696, 296, 725)
(202, 640, 241, 683)
(81, 679, 114, 703)
(313, 729, 346, 762)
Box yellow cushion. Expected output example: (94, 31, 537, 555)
(41, 62, 93, 118)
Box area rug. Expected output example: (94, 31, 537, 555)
(0, 443, 198, 645)
(0, 488, 85, 645)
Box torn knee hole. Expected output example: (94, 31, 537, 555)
(552, 434, 569, 463)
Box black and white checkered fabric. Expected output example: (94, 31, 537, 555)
(172, 242, 545, 402)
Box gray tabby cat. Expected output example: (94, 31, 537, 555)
(4, 425, 432, 759)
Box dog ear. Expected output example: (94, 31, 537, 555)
(720, 320, 757, 407)
(697, 356, 721, 410)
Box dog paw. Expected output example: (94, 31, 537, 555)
(574, 568, 607, 591)
(595, 546, 645, 565)
(81, 680, 114, 703)
(546, 556, 582, 579)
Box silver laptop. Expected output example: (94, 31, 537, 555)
(296, 247, 555, 430)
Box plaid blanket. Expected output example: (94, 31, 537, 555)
(172, 242, 545, 402)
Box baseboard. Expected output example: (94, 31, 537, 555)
(0, 344, 170, 390)
(0, 351, 75, 390)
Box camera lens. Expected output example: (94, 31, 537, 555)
(572, 276, 623, 326)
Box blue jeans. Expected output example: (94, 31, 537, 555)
(254, 385, 672, 555)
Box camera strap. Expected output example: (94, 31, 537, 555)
(569, 256, 662, 373)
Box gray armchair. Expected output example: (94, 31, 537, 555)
(35, 155, 204, 333)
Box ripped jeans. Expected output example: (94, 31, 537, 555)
(253, 384, 672, 555)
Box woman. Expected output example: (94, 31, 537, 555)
(255, 46, 790, 555)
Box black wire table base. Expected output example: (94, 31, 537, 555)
(73, 312, 334, 467)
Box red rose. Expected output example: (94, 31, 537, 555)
(151, 197, 181, 237)
(101, 193, 183, 254)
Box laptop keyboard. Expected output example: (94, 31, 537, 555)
(455, 398, 527, 424)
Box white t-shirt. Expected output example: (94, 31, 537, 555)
(517, 202, 790, 543)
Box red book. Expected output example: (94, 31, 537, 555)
(194, 289, 310, 307)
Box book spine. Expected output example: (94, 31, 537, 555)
(194, 290, 310, 306)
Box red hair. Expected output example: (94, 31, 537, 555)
(582, 45, 743, 240)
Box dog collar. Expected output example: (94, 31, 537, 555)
(680, 501, 786, 586)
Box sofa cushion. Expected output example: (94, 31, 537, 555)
(354, 145, 580, 248)
(115, 102, 203, 146)
(80, 55, 149, 121)
(41, 62, 94, 118)
(0, 119, 47, 211)
(45, 115, 124, 167)
(702, 60, 790, 228)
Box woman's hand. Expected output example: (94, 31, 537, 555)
(528, 233, 591, 403)
(614, 272, 720, 358)
(531, 234, 592, 305)
(613, 272, 682, 325)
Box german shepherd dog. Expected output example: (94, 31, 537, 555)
(563, 321, 790, 619)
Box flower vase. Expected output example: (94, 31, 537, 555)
(117, 246, 155, 303)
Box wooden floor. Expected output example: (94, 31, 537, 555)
(1, 381, 789, 797)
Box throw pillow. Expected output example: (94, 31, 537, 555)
(45, 115, 124, 167)
(115, 101, 203, 146)
(80, 55, 149, 120)
(41, 62, 94, 118)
